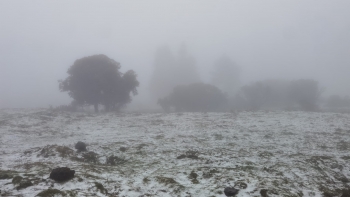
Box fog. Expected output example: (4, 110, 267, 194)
(1, 1, 350, 109)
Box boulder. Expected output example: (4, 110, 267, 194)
(224, 187, 239, 196)
(120, 147, 127, 152)
(260, 189, 268, 197)
(49, 167, 75, 182)
(75, 141, 86, 151)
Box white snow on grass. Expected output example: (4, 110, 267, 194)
(0, 109, 350, 196)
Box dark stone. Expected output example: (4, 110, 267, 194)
(224, 187, 239, 196)
(341, 189, 350, 197)
(120, 147, 127, 152)
(177, 155, 186, 159)
(260, 189, 268, 197)
(49, 167, 75, 182)
(75, 141, 86, 151)
(12, 176, 23, 185)
(323, 191, 336, 197)
(176, 154, 199, 160)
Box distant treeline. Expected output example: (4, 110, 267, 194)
(158, 79, 326, 112)
(150, 46, 349, 113)
(56, 47, 349, 113)
(324, 95, 350, 112)
(233, 79, 322, 111)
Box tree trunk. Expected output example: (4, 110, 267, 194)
(94, 104, 99, 113)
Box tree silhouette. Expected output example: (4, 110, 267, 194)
(59, 54, 139, 112)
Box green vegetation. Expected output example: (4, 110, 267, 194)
(106, 155, 127, 165)
(188, 171, 199, 184)
(82, 151, 99, 163)
(94, 182, 107, 194)
(36, 189, 65, 197)
(16, 180, 33, 190)
(143, 177, 150, 184)
(156, 176, 185, 193)
(56, 146, 74, 158)
(37, 145, 74, 158)
(156, 176, 178, 185)
(0, 170, 17, 179)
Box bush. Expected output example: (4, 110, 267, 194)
(236, 79, 322, 111)
(288, 79, 322, 111)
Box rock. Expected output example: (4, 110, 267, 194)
(176, 154, 199, 160)
(177, 155, 187, 159)
(12, 176, 23, 185)
(260, 189, 268, 197)
(120, 147, 127, 152)
(224, 187, 239, 196)
(49, 167, 75, 182)
(36, 189, 66, 197)
(75, 141, 86, 151)
(341, 189, 350, 197)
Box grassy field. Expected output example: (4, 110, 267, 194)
(0, 109, 350, 196)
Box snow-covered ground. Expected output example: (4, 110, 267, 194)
(0, 109, 350, 197)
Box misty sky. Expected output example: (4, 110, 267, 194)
(1, 1, 350, 108)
